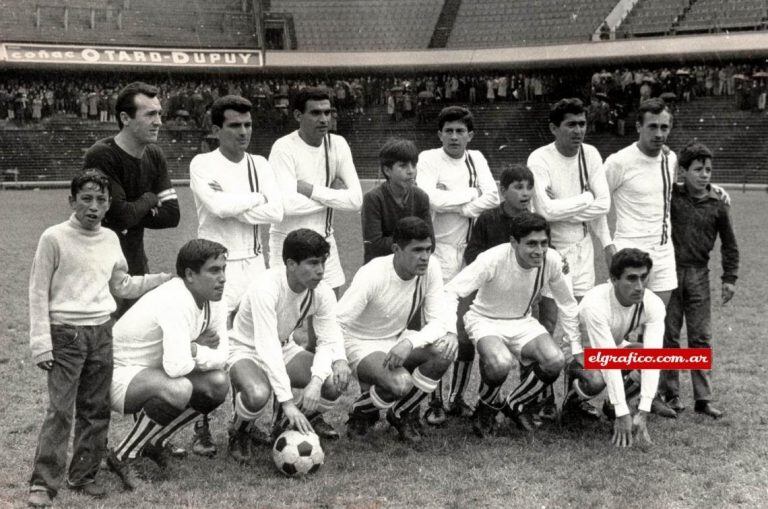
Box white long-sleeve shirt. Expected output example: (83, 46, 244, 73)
(113, 278, 228, 378)
(416, 148, 499, 278)
(229, 267, 345, 403)
(190, 149, 283, 260)
(579, 283, 666, 417)
(28, 215, 169, 363)
(336, 255, 453, 348)
(527, 142, 610, 247)
(444, 244, 580, 347)
(601, 142, 677, 245)
(268, 131, 362, 240)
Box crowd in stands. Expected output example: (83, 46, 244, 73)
(1, 63, 766, 129)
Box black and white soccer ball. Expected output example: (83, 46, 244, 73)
(272, 430, 324, 476)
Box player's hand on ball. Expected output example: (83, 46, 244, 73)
(299, 377, 323, 413)
(330, 176, 347, 190)
(331, 360, 351, 392)
(282, 401, 314, 435)
(384, 338, 413, 370)
(612, 414, 633, 448)
(721, 282, 735, 304)
(434, 333, 458, 361)
(208, 180, 223, 192)
(196, 329, 220, 349)
(37, 360, 54, 371)
(632, 410, 652, 446)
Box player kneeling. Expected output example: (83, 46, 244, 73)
(339, 217, 457, 445)
(226, 229, 350, 463)
(444, 212, 580, 437)
(108, 240, 230, 490)
(562, 248, 664, 447)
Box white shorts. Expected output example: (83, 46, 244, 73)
(345, 337, 398, 373)
(434, 241, 466, 283)
(227, 338, 306, 372)
(463, 310, 547, 364)
(613, 238, 677, 292)
(270, 233, 345, 289)
(110, 365, 148, 414)
(543, 235, 594, 298)
(224, 255, 266, 314)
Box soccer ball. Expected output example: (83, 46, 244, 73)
(272, 430, 324, 476)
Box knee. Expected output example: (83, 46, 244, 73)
(480, 350, 513, 384)
(199, 370, 229, 404)
(320, 377, 342, 401)
(160, 379, 194, 409)
(381, 371, 413, 399)
(538, 350, 565, 381)
(241, 383, 271, 412)
(575, 369, 605, 397)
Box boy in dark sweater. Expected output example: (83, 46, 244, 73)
(662, 141, 739, 419)
(361, 138, 433, 264)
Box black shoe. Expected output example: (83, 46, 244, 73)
(424, 400, 447, 426)
(248, 423, 273, 448)
(227, 427, 252, 464)
(602, 400, 616, 421)
(68, 481, 107, 499)
(694, 401, 723, 419)
(651, 396, 677, 419)
(106, 449, 141, 491)
(502, 405, 537, 432)
(141, 441, 174, 470)
(665, 395, 686, 413)
(446, 395, 475, 418)
(347, 410, 378, 439)
(192, 418, 217, 457)
(471, 401, 498, 438)
(309, 414, 340, 440)
(386, 408, 422, 444)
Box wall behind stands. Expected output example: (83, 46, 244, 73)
(3, 32, 768, 72)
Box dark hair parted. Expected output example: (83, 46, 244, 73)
(609, 248, 653, 280)
(116, 81, 159, 129)
(292, 87, 331, 114)
(549, 98, 585, 126)
(510, 212, 550, 242)
(437, 105, 474, 132)
(211, 95, 252, 127)
(176, 239, 228, 278)
(500, 164, 534, 189)
(282, 228, 330, 264)
(379, 137, 419, 178)
(393, 216, 434, 249)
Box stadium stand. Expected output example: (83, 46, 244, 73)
(676, 0, 767, 33)
(617, 0, 688, 37)
(267, 0, 443, 50)
(0, 0, 258, 47)
(445, 0, 617, 48)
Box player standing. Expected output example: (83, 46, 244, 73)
(226, 229, 351, 463)
(189, 95, 283, 457)
(106, 240, 230, 490)
(417, 106, 500, 424)
(339, 218, 457, 444)
(444, 213, 577, 437)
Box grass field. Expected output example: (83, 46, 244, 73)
(1, 186, 767, 508)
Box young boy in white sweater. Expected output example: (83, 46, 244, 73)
(27, 170, 171, 507)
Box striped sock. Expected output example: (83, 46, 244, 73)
(149, 407, 200, 448)
(478, 381, 502, 409)
(393, 368, 439, 419)
(449, 361, 473, 403)
(505, 364, 546, 414)
(114, 410, 161, 461)
(430, 379, 444, 404)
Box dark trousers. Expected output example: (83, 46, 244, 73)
(662, 266, 713, 401)
(29, 322, 113, 496)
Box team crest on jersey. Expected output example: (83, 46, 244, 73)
(559, 253, 570, 275)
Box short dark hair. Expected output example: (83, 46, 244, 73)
(379, 138, 418, 178)
(636, 98, 671, 125)
(609, 248, 653, 280)
(116, 81, 159, 129)
(500, 164, 534, 190)
(71, 168, 111, 198)
(292, 87, 331, 114)
(211, 95, 252, 128)
(678, 141, 713, 170)
(437, 105, 474, 132)
(510, 212, 550, 242)
(282, 228, 330, 264)
(393, 216, 433, 249)
(549, 98, 585, 126)
(176, 239, 228, 278)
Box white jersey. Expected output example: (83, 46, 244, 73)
(416, 148, 499, 280)
(268, 131, 362, 241)
(190, 149, 283, 261)
(229, 267, 345, 403)
(527, 142, 610, 247)
(444, 244, 580, 346)
(602, 142, 677, 245)
(579, 283, 665, 417)
(112, 278, 228, 378)
(337, 255, 453, 348)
